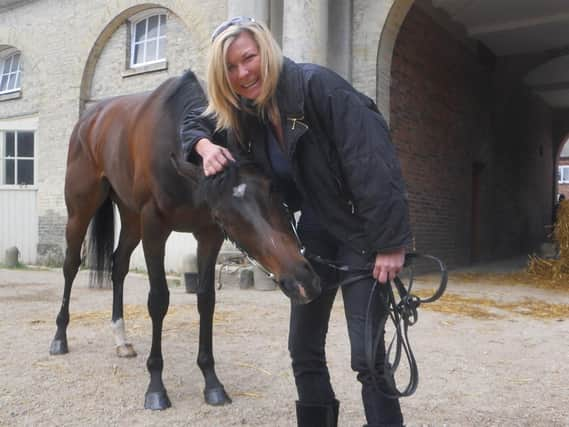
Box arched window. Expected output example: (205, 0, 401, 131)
(130, 12, 167, 67)
(0, 50, 22, 94)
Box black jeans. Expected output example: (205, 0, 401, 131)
(289, 209, 403, 426)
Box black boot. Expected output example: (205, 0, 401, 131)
(295, 399, 339, 427)
(361, 380, 403, 427)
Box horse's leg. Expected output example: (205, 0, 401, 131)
(141, 206, 172, 410)
(50, 177, 108, 355)
(111, 205, 141, 358)
(194, 228, 232, 405)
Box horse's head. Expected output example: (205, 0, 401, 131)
(171, 154, 321, 304)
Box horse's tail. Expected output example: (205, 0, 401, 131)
(87, 196, 115, 287)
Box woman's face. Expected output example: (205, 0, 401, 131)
(226, 31, 262, 101)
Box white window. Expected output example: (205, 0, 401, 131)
(130, 13, 167, 67)
(559, 165, 569, 184)
(1, 130, 35, 185)
(0, 50, 22, 94)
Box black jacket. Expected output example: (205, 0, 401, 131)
(180, 58, 412, 256)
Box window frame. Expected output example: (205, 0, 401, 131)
(558, 165, 569, 184)
(0, 116, 38, 190)
(0, 48, 22, 95)
(129, 9, 167, 69)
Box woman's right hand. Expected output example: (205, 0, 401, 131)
(194, 138, 235, 176)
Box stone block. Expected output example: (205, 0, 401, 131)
(239, 267, 254, 289)
(5, 246, 19, 267)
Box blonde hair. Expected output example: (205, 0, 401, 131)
(204, 20, 283, 141)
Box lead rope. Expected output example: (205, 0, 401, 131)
(218, 205, 448, 398)
(305, 251, 447, 399)
(280, 206, 448, 397)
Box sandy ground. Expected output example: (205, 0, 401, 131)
(0, 262, 568, 427)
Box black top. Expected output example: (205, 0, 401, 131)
(266, 125, 302, 209)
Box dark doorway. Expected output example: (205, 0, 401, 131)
(471, 162, 485, 263)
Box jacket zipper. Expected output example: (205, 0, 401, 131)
(348, 199, 355, 214)
(288, 115, 308, 130)
(334, 176, 356, 214)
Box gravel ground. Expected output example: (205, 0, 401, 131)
(0, 263, 568, 427)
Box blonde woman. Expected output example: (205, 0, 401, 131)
(180, 17, 411, 427)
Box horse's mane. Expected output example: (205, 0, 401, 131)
(162, 69, 207, 128)
(159, 70, 264, 207)
(195, 159, 261, 207)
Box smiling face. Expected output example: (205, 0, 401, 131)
(226, 31, 263, 101)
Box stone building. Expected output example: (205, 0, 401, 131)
(2, 0, 569, 271)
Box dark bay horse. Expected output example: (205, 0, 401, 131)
(49, 70, 321, 410)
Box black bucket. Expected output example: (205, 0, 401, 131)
(184, 272, 199, 293)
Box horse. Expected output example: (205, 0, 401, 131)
(48, 70, 321, 410)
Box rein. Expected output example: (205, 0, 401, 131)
(305, 251, 447, 399)
(216, 201, 447, 398)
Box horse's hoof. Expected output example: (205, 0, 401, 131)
(204, 387, 232, 406)
(116, 343, 137, 358)
(49, 339, 68, 355)
(144, 390, 172, 410)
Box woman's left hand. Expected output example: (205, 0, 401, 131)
(372, 247, 405, 283)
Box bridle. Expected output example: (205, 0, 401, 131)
(305, 250, 447, 398)
(213, 203, 305, 282)
(216, 203, 447, 399)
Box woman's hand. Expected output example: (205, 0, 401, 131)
(372, 247, 405, 283)
(195, 138, 235, 176)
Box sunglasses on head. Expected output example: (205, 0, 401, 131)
(211, 16, 256, 42)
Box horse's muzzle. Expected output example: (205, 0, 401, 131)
(279, 274, 322, 304)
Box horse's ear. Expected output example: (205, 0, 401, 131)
(170, 152, 201, 184)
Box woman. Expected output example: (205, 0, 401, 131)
(180, 17, 412, 427)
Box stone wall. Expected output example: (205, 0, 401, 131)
(0, 0, 227, 266)
(89, 10, 206, 102)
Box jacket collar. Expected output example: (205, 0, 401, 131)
(235, 57, 307, 153)
(276, 57, 305, 118)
